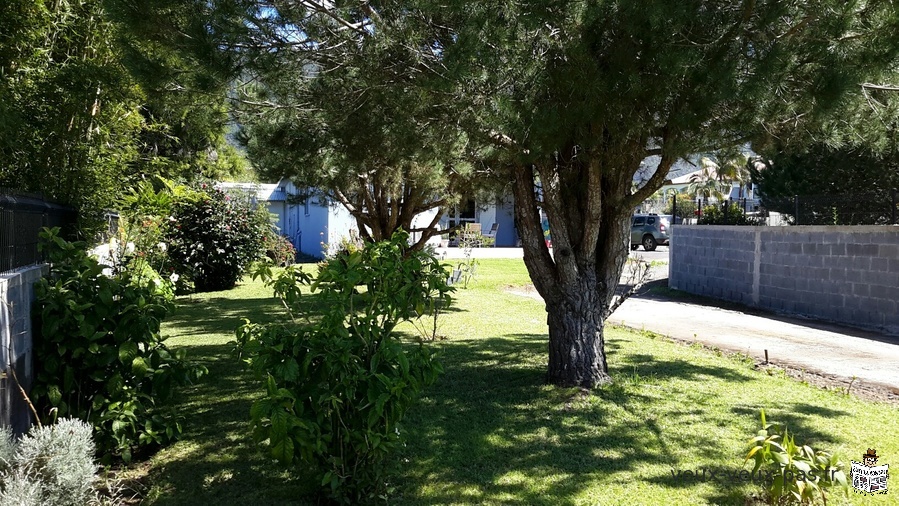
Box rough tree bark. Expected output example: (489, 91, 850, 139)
(512, 146, 673, 388)
(332, 179, 449, 251)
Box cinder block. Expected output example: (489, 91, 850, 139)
(829, 243, 847, 256)
(847, 243, 879, 256)
(879, 244, 899, 259)
(829, 268, 848, 282)
(890, 258, 899, 273)
(853, 283, 871, 297)
(873, 298, 895, 314)
(823, 232, 844, 244)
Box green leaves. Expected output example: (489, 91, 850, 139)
(32, 228, 206, 460)
(743, 409, 849, 505)
(118, 342, 138, 364)
(162, 184, 271, 292)
(236, 233, 450, 502)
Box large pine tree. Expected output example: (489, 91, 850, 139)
(109, 0, 899, 387)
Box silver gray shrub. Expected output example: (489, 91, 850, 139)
(0, 419, 112, 506)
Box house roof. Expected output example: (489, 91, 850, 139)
(633, 155, 702, 185)
(217, 181, 287, 201)
(635, 146, 757, 186)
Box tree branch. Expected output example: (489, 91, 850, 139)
(298, 0, 368, 36)
(535, 162, 578, 285)
(512, 165, 558, 300)
(629, 152, 674, 206)
(579, 157, 603, 260)
(861, 82, 899, 92)
(409, 207, 445, 251)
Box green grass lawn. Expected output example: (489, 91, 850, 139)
(141, 259, 897, 505)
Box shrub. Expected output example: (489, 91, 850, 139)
(0, 419, 119, 506)
(119, 179, 272, 293)
(164, 185, 269, 291)
(663, 192, 697, 222)
(33, 229, 206, 461)
(744, 410, 848, 505)
(698, 203, 764, 225)
(235, 231, 452, 503)
(262, 233, 296, 266)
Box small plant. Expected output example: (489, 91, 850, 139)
(0, 419, 122, 505)
(235, 231, 452, 503)
(33, 228, 206, 461)
(744, 409, 848, 505)
(698, 203, 765, 225)
(321, 228, 364, 260)
(448, 237, 483, 288)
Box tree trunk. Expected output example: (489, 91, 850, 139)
(545, 276, 611, 387)
(511, 154, 663, 389)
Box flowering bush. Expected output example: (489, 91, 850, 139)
(262, 233, 296, 266)
(120, 179, 274, 293)
(34, 229, 205, 461)
(164, 186, 270, 291)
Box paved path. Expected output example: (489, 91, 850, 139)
(436, 246, 524, 259)
(607, 295, 899, 391)
(493, 247, 899, 392)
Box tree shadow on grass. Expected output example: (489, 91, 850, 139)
(152, 282, 471, 505)
(617, 353, 754, 383)
(646, 400, 851, 506)
(393, 333, 769, 505)
(165, 296, 284, 337)
(149, 292, 319, 505)
(641, 391, 851, 504)
(146, 343, 317, 505)
(729, 404, 849, 448)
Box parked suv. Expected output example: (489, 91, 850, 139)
(630, 214, 670, 251)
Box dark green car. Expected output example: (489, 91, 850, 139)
(630, 214, 670, 251)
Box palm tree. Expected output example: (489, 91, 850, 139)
(687, 157, 729, 201)
(687, 155, 752, 202)
(715, 154, 752, 199)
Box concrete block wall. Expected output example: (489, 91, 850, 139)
(0, 264, 46, 433)
(670, 226, 899, 335)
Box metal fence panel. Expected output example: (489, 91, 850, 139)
(0, 190, 77, 274)
(671, 190, 899, 226)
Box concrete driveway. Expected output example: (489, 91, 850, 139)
(496, 245, 899, 397)
(607, 293, 899, 394)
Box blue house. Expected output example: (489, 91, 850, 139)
(218, 180, 357, 259)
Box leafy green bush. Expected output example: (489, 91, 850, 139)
(744, 410, 848, 505)
(33, 229, 206, 461)
(119, 179, 271, 293)
(663, 192, 697, 221)
(117, 178, 200, 286)
(698, 203, 764, 225)
(262, 233, 296, 266)
(164, 184, 269, 291)
(235, 231, 452, 503)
